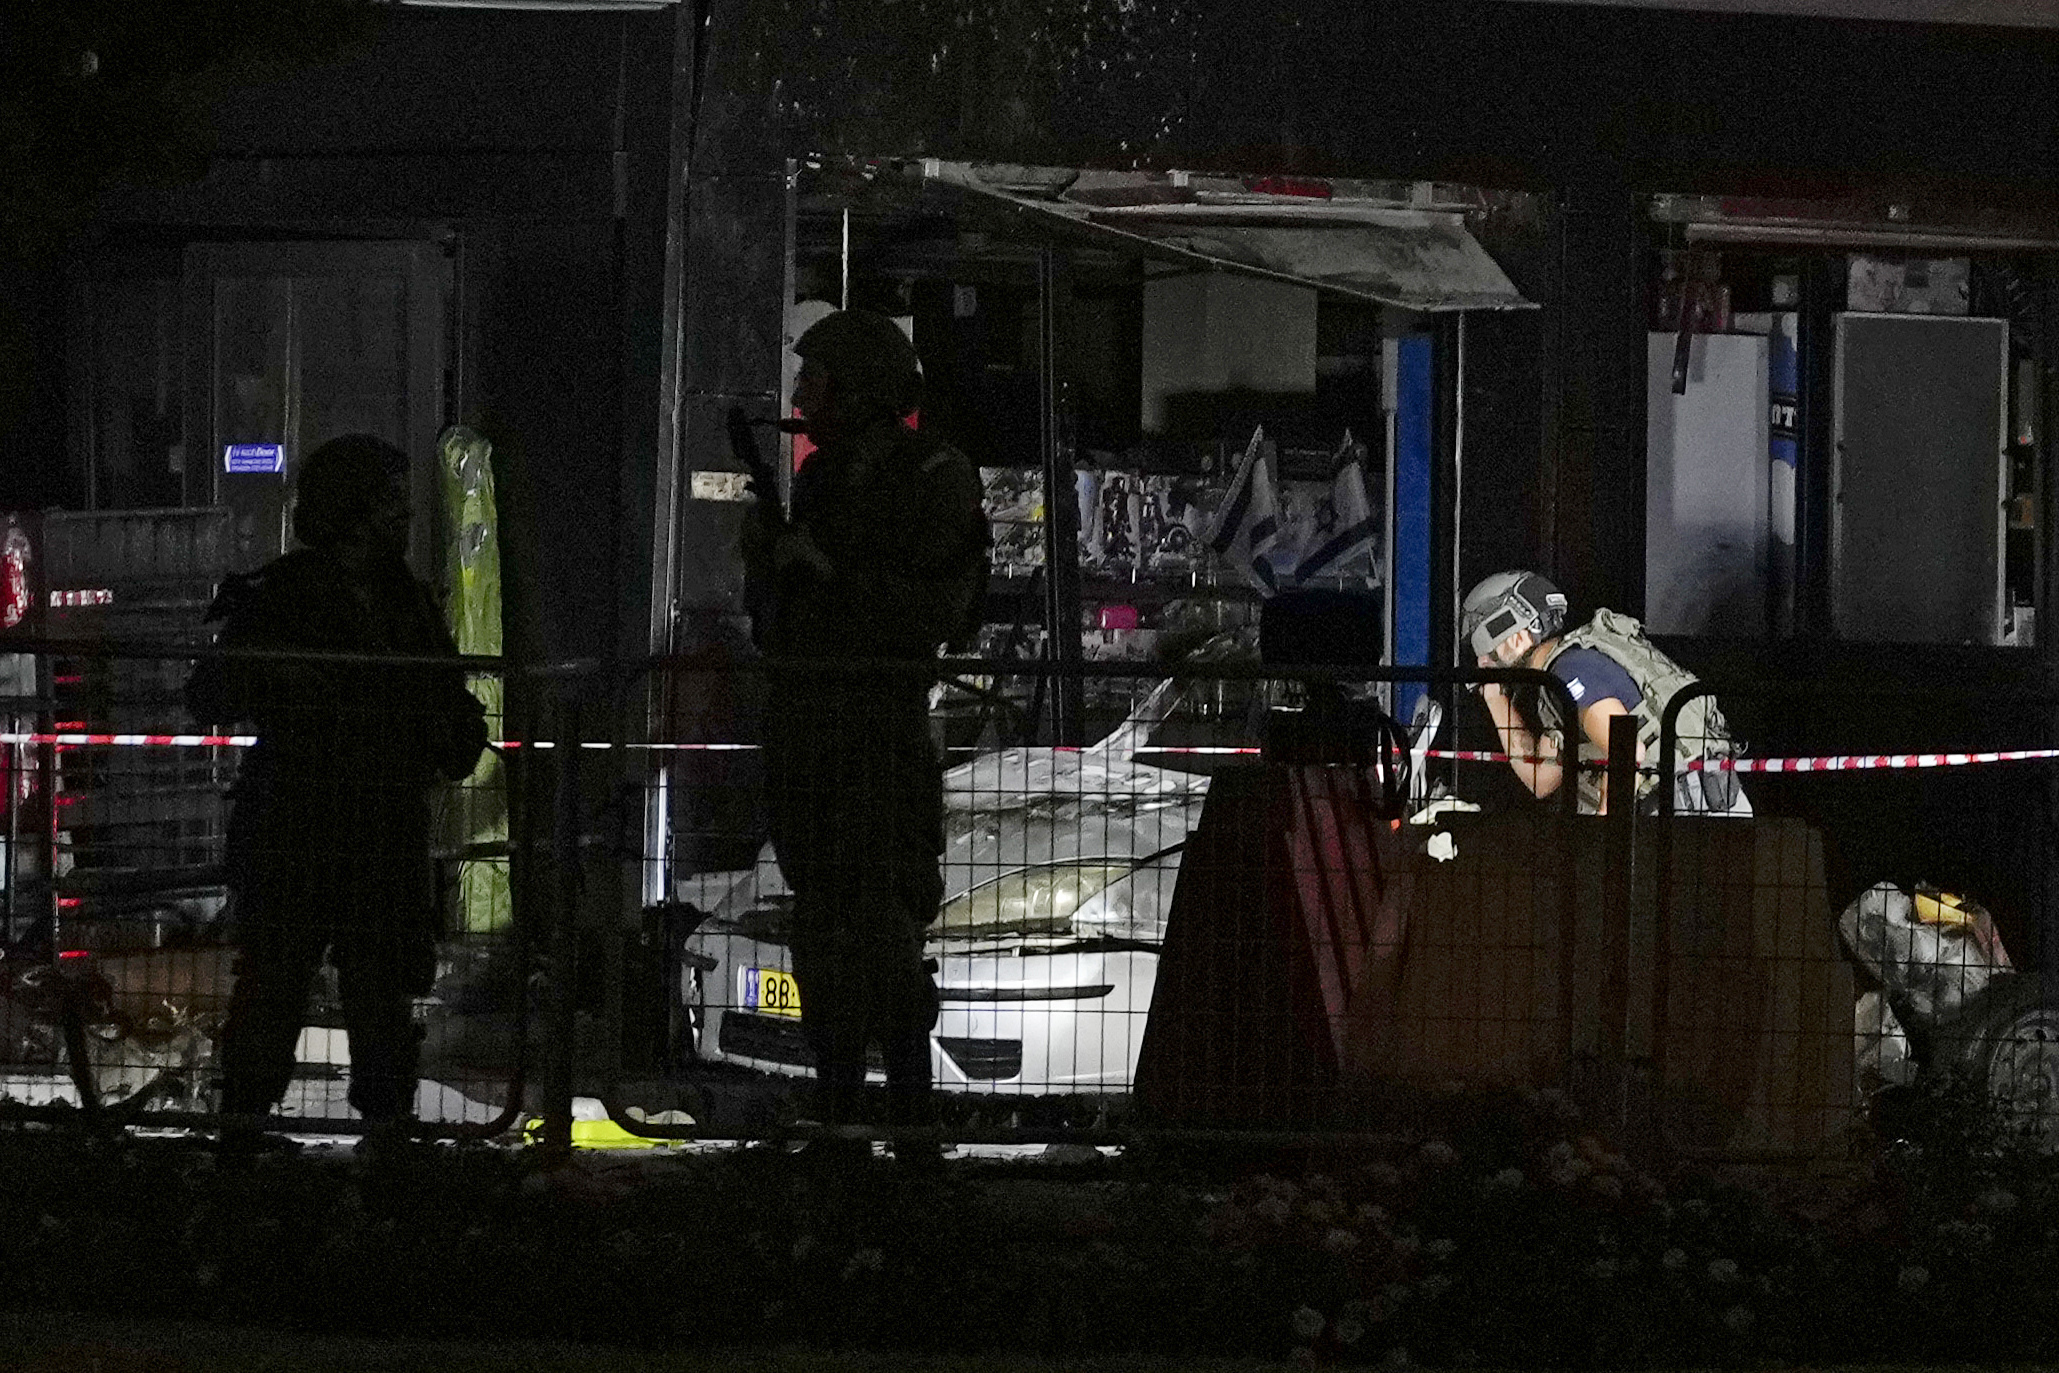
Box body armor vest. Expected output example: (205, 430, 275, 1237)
(1536, 608, 1738, 814)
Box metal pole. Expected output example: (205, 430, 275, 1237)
(540, 694, 583, 1159)
(648, 0, 705, 664)
(1599, 712, 1639, 1121)
(1037, 246, 1083, 746)
(641, 0, 709, 917)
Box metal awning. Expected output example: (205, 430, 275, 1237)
(926, 167, 1534, 313)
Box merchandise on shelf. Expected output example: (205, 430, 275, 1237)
(980, 467, 1046, 573)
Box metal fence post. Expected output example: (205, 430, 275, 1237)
(1598, 712, 1640, 1129)
(539, 690, 583, 1158)
(1651, 681, 1708, 1092)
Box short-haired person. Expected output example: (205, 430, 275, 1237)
(1461, 571, 1748, 816)
(187, 435, 488, 1154)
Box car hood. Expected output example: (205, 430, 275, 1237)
(698, 678, 1209, 944)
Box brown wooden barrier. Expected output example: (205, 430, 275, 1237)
(1137, 765, 1856, 1157)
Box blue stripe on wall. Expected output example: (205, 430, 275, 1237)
(1394, 334, 1434, 724)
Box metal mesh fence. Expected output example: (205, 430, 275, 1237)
(5, 641, 2054, 1159)
(1658, 680, 2058, 1152)
(2, 640, 524, 1136)
(631, 659, 1602, 1141)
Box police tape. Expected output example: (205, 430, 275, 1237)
(7, 732, 2059, 773)
(0, 732, 754, 751)
(1686, 749, 2059, 774)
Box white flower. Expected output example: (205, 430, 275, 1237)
(1290, 1305, 1326, 1341)
(1722, 1304, 1754, 1332)
(1590, 1174, 1624, 1201)
(1254, 1195, 1292, 1225)
(1417, 1273, 1453, 1300)
(1368, 1162, 1404, 1188)
(1426, 1237, 1457, 1260)
(1707, 1258, 1740, 1283)
(1587, 1258, 1619, 1281)
(1323, 1227, 1360, 1255)
(1898, 1264, 1930, 1293)
(1486, 1167, 1525, 1191)
(1336, 1315, 1367, 1346)
(1419, 1140, 1457, 1167)
(1662, 1247, 1689, 1270)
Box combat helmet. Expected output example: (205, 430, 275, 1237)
(793, 309, 923, 419)
(1462, 570, 1568, 660)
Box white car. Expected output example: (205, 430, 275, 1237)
(681, 681, 1207, 1095)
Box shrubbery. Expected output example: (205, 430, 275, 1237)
(2, 1077, 2056, 1368)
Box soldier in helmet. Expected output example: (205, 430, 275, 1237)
(742, 309, 990, 1152)
(186, 435, 488, 1151)
(1460, 571, 1747, 816)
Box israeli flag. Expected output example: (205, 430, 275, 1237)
(1205, 426, 1281, 592)
(1291, 433, 1377, 584)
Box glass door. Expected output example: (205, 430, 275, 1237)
(183, 242, 446, 575)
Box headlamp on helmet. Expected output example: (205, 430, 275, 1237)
(1462, 571, 1568, 660)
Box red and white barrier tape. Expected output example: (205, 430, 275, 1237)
(1686, 748, 2059, 774)
(7, 732, 2059, 774)
(0, 732, 752, 751)
(2, 731, 258, 748)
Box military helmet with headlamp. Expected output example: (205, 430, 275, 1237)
(1462, 570, 1568, 660)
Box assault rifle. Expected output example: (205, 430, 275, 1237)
(725, 405, 790, 525)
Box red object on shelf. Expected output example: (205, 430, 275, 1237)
(1098, 605, 1140, 631)
(1243, 175, 1333, 199)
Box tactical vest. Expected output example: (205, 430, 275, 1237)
(1536, 608, 1737, 814)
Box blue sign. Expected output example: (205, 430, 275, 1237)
(223, 443, 286, 474)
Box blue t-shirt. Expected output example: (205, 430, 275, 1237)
(1547, 648, 1642, 712)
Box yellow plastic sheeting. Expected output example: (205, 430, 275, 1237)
(438, 424, 511, 936)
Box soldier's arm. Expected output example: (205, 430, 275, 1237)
(412, 580, 491, 780)
(1477, 681, 1565, 800)
(185, 576, 325, 726)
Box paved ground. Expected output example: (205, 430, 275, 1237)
(7, 1316, 2049, 1373)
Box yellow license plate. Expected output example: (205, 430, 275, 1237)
(744, 966, 802, 1018)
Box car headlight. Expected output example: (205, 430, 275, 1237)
(1071, 860, 1179, 943)
(932, 863, 1134, 940)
